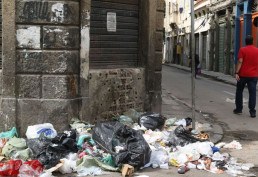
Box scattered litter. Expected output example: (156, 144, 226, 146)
(223, 140, 242, 150)
(138, 113, 166, 130)
(174, 117, 192, 127)
(165, 118, 177, 127)
(26, 123, 57, 139)
(0, 109, 255, 177)
(0, 127, 18, 139)
(92, 121, 151, 169)
(77, 166, 103, 176)
(0, 159, 23, 176)
(121, 164, 134, 177)
(177, 165, 189, 174)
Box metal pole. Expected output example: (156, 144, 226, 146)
(190, 0, 196, 129)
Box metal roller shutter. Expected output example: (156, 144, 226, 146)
(90, 0, 139, 68)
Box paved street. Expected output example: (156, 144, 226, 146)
(162, 65, 258, 175)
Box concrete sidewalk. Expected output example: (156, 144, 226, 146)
(164, 63, 236, 86)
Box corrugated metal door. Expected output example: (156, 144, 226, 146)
(0, 0, 2, 69)
(218, 23, 226, 73)
(90, 0, 139, 68)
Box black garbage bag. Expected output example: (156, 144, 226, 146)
(51, 130, 78, 152)
(138, 113, 166, 130)
(185, 117, 192, 127)
(92, 121, 151, 169)
(27, 130, 78, 169)
(168, 125, 201, 147)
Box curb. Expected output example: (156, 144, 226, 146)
(166, 92, 224, 144)
(163, 63, 236, 87)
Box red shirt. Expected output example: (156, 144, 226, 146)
(238, 45, 258, 77)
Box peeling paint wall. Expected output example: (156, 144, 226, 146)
(88, 68, 145, 122)
(16, 26, 41, 49)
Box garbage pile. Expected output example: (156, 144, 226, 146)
(0, 109, 256, 177)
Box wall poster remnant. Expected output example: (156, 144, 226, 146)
(107, 12, 116, 32)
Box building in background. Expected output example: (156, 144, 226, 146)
(164, 0, 178, 63)
(164, 0, 212, 69)
(164, 0, 246, 75)
(209, 0, 236, 75)
(234, 0, 258, 64)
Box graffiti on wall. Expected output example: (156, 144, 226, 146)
(51, 3, 73, 23)
(20, 2, 50, 21)
(19, 2, 73, 23)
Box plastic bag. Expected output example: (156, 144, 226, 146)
(164, 118, 177, 127)
(123, 109, 143, 122)
(0, 160, 22, 176)
(77, 134, 95, 148)
(138, 113, 166, 130)
(118, 115, 134, 126)
(2, 137, 29, 160)
(144, 149, 169, 169)
(27, 130, 78, 169)
(58, 153, 78, 174)
(26, 123, 57, 139)
(174, 117, 192, 127)
(77, 166, 103, 176)
(168, 125, 201, 147)
(0, 127, 18, 139)
(92, 121, 151, 169)
(18, 160, 43, 177)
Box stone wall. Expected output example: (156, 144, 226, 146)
(139, 0, 164, 112)
(15, 0, 80, 135)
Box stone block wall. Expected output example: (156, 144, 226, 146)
(15, 0, 80, 135)
(139, 0, 165, 113)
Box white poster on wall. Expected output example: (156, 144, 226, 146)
(107, 12, 117, 32)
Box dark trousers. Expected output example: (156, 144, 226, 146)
(235, 77, 258, 114)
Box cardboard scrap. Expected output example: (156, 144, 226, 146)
(122, 164, 134, 177)
(0, 156, 5, 162)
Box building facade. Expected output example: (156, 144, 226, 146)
(209, 0, 236, 74)
(0, 0, 165, 136)
(164, 0, 211, 69)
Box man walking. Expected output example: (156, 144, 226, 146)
(234, 35, 258, 118)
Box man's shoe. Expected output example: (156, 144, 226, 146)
(233, 109, 242, 114)
(250, 112, 256, 118)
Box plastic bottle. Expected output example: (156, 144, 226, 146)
(177, 165, 189, 174)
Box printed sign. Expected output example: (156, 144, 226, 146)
(107, 12, 117, 32)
